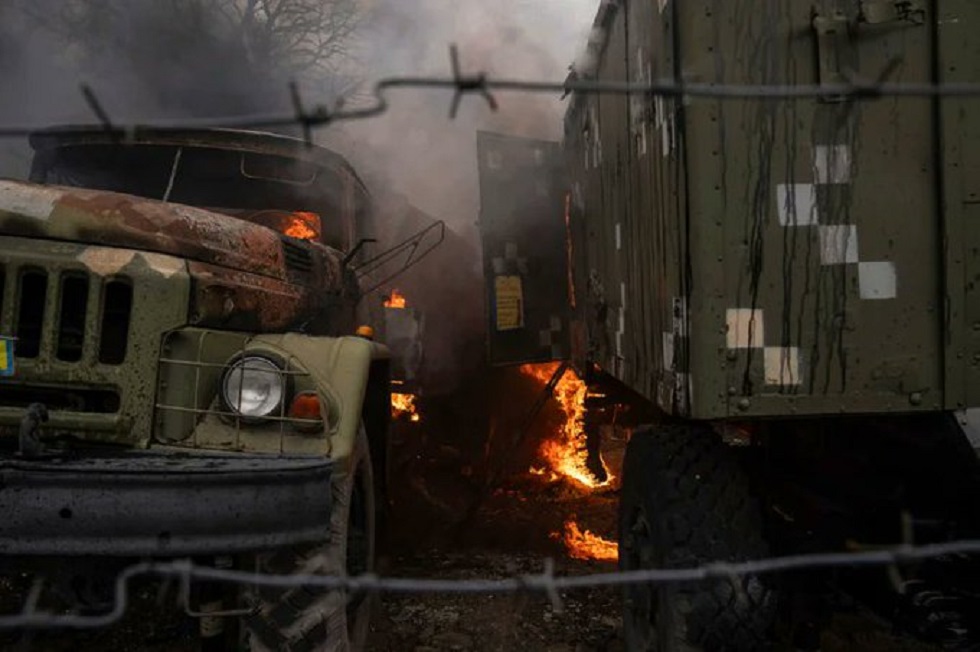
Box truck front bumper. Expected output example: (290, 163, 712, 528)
(0, 451, 332, 557)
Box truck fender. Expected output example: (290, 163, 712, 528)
(250, 333, 390, 467)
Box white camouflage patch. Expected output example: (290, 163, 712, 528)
(0, 182, 57, 221)
(726, 308, 765, 349)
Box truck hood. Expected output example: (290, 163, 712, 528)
(0, 179, 288, 279)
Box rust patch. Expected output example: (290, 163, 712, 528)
(39, 183, 288, 279)
(189, 261, 312, 332)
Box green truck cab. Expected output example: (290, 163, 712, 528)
(0, 126, 401, 649)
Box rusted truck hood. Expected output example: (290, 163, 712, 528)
(0, 179, 287, 279)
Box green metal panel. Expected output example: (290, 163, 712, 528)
(684, 0, 943, 418)
(568, 0, 692, 415)
(565, 0, 951, 420)
(624, 0, 664, 404)
(476, 131, 571, 366)
(937, 0, 980, 410)
(597, 6, 630, 382)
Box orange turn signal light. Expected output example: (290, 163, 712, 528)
(288, 391, 323, 424)
(355, 325, 375, 340)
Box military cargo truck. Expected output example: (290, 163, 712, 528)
(479, 1, 980, 649)
(0, 126, 440, 650)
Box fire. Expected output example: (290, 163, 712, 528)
(529, 465, 559, 481)
(385, 289, 407, 309)
(519, 362, 613, 489)
(283, 211, 321, 240)
(560, 520, 617, 562)
(383, 291, 419, 421)
(391, 392, 420, 422)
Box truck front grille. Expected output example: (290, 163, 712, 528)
(281, 239, 314, 275)
(98, 280, 133, 365)
(0, 383, 121, 413)
(16, 270, 47, 359)
(0, 236, 189, 443)
(57, 273, 89, 362)
(0, 264, 133, 367)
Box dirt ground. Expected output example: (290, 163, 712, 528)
(365, 417, 627, 652)
(363, 420, 940, 652)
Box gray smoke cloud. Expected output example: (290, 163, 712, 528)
(325, 0, 598, 239)
(0, 0, 363, 176)
(0, 0, 600, 394)
(0, 1, 597, 188)
(323, 0, 598, 394)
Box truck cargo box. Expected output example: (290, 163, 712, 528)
(482, 0, 980, 421)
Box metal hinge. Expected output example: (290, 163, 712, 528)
(859, 0, 925, 26)
(812, 10, 852, 102)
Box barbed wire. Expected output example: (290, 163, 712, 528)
(1, 44, 980, 140)
(0, 538, 978, 630)
(1, 42, 980, 639)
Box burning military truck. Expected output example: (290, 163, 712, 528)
(477, 1, 980, 649)
(0, 126, 443, 650)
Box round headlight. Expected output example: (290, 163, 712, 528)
(222, 356, 284, 418)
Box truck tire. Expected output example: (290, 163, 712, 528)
(618, 424, 775, 651)
(243, 426, 376, 652)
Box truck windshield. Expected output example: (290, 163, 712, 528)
(33, 143, 349, 249)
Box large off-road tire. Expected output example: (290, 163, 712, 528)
(618, 424, 776, 651)
(242, 426, 376, 652)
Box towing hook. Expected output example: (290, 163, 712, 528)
(19, 403, 49, 458)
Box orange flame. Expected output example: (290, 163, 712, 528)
(560, 521, 617, 562)
(519, 362, 612, 489)
(385, 289, 407, 309)
(391, 392, 420, 422)
(283, 211, 321, 241)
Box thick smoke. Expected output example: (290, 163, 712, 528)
(0, 0, 600, 394)
(0, 0, 361, 176)
(0, 0, 597, 190)
(324, 0, 598, 394)
(0, 0, 597, 232)
(327, 0, 597, 238)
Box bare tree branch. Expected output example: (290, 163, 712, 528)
(14, 0, 366, 112)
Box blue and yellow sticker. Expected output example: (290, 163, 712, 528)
(0, 337, 15, 377)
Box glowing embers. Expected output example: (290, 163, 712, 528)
(385, 289, 407, 309)
(391, 392, 420, 422)
(249, 209, 321, 241)
(555, 520, 617, 562)
(282, 211, 321, 241)
(385, 288, 419, 422)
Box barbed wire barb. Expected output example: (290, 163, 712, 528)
(0, 538, 978, 631)
(448, 43, 499, 120)
(0, 44, 978, 139)
(539, 557, 564, 615)
(289, 79, 330, 147)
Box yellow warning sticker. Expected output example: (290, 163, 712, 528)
(0, 337, 13, 377)
(494, 275, 524, 331)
